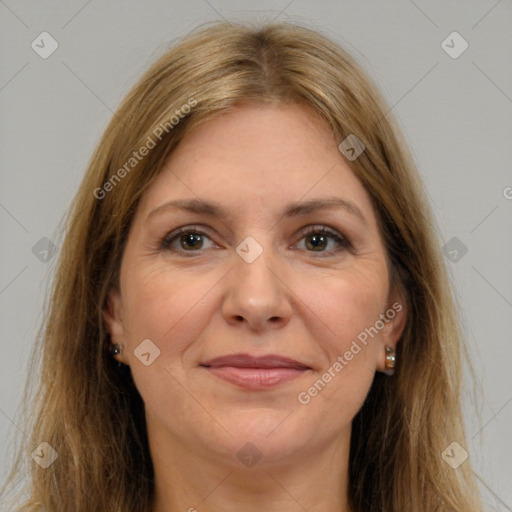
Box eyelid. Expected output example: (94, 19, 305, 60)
(160, 225, 219, 252)
(296, 224, 345, 239)
(159, 223, 351, 256)
(293, 224, 351, 252)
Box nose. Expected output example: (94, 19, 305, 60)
(221, 247, 293, 332)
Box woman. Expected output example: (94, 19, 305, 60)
(3, 21, 482, 511)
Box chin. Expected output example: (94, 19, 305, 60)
(212, 411, 318, 466)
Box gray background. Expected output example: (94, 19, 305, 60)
(1, 0, 511, 509)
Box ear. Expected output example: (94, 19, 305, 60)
(104, 288, 129, 365)
(375, 291, 407, 373)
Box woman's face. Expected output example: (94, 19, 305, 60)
(105, 103, 406, 468)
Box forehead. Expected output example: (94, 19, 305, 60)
(136, 104, 376, 225)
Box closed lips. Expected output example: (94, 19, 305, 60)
(200, 354, 310, 370)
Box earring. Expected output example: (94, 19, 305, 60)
(384, 345, 396, 376)
(110, 343, 121, 356)
(109, 343, 123, 367)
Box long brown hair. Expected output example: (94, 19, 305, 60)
(2, 21, 481, 511)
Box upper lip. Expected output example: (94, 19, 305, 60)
(200, 353, 310, 370)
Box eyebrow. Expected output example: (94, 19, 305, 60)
(145, 196, 368, 225)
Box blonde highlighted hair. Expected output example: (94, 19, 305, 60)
(2, 21, 481, 511)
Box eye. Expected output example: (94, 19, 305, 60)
(294, 226, 350, 255)
(159, 224, 350, 257)
(160, 227, 217, 254)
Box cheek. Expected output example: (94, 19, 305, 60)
(296, 264, 388, 348)
(119, 266, 220, 420)
(294, 271, 385, 425)
(292, 264, 388, 405)
(121, 264, 219, 352)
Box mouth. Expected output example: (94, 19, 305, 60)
(200, 353, 311, 390)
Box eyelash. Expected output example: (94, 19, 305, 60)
(159, 225, 351, 257)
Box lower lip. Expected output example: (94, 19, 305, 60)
(204, 366, 308, 389)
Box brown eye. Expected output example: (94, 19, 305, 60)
(179, 232, 204, 250)
(296, 226, 350, 256)
(160, 227, 216, 253)
(305, 232, 329, 251)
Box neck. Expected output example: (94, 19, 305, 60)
(149, 424, 352, 512)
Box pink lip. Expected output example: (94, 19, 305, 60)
(200, 353, 310, 390)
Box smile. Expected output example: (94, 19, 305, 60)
(200, 353, 311, 390)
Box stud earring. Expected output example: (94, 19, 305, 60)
(109, 343, 123, 367)
(384, 345, 396, 376)
(110, 343, 121, 356)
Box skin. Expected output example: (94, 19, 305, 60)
(104, 103, 407, 512)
